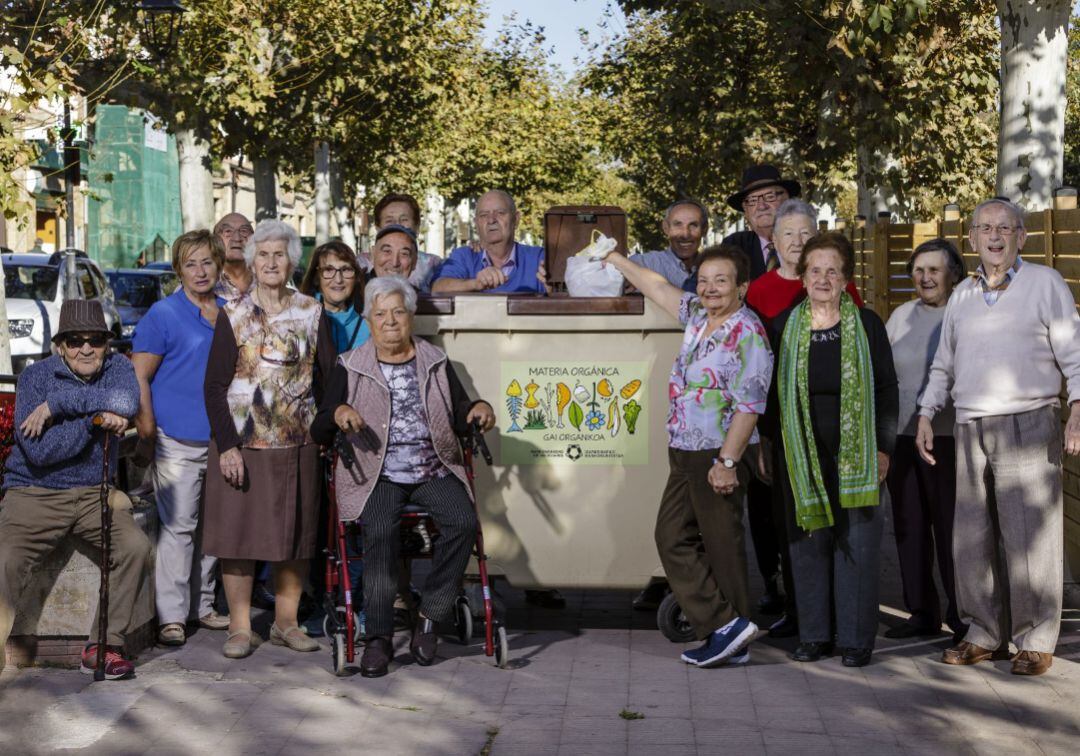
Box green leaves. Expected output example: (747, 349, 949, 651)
(568, 401, 584, 431)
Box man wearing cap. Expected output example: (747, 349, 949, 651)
(628, 199, 709, 288)
(369, 193, 443, 293)
(0, 301, 149, 679)
(431, 189, 549, 295)
(213, 212, 254, 301)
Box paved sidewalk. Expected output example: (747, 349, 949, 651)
(2, 510, 1079, 755)
(1, 590, 1078, 756)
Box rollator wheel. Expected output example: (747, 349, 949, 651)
(493, 625, 509, 669)
(331, 633, 347, 677)
(324, 609, 363, 643)
(455, 597, 473, 645)
(657, 592, 695, 643)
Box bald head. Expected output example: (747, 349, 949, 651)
(214, 213, 254, 262)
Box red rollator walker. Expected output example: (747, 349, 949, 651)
(322, 422, 509, 676)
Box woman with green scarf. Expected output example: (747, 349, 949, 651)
(767, 231, 897, 668)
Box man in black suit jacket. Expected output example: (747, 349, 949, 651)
(723, 165, 802, 281)
(680, 165, 802, 292)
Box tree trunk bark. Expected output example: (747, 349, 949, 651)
(253, 156, 278, 221)
(175, 129, 215, 231)
(424, 189, 445, 257)
(329, 154, 357, 251)
(996, 0, 1071, 209)
(856, 146, 904, 220)
(314, 141, 331, 245)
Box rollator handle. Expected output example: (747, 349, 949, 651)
(468, 421, 493, 466)
(334, 432, 358, 470)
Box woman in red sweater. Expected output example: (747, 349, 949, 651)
(746, 200, 863, 327)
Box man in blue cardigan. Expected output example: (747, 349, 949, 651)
(431, 189, 550, 295)
(0, 301, 148, 679)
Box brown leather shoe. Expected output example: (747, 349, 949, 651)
(410, 616, 438, 666)
(941, 640, 1010, 666)
(361, 636, 393, 678)
(1011, 650, 1052, 676)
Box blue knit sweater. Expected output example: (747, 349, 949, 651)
(3, 354, 139, 491)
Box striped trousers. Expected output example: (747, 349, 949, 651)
(361, 475, 477, 638)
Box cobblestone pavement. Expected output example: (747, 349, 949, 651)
(2, 517, 1079, 755)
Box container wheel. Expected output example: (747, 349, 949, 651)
(455, 597, 473, 645)
(657, 592, 695, 643)
(331, 633, 347, 676)
(493, 625, 509, 669)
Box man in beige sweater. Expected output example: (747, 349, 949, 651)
(917, 198, 1080, 676)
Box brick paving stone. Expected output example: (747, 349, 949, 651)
(628, 745, 698, 756)
(625, 715, 695, 744)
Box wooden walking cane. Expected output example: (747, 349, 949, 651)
(92, 415, 112, 682)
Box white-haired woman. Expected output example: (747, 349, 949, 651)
(311, 275, 495, 678)
(203, 220, 337, 659)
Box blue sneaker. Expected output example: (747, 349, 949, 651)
(680, 617, 757, 667)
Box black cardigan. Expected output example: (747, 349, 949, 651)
(762, 304, 899, 457)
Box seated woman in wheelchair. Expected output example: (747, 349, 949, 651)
(311, 275, 495, 678)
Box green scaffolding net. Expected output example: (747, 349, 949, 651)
(86, 105, 181, 269)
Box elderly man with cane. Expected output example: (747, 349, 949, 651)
(0, 301, 149, 679)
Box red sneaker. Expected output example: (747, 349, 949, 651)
(80, 645, 135, 680)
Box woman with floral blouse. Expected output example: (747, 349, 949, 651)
(203, 220, 336, 660)
(599, 244, 773, 668)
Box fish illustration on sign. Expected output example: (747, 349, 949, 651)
(506, 379, 524, 433)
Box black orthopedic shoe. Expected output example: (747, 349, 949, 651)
(410, 616, 438, 666)
(361, 636, 393, 678)
(791, 641, 834, 662)
(842, 648, 873, 668)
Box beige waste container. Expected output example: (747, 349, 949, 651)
(415, 294, 683, 589)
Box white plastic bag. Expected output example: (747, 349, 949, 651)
(565, 256, 624, 297)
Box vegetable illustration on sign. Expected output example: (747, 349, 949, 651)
(622, 399, 641, 434)
(555, 383, 571, 428)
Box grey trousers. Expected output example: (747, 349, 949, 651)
(152, 432, 217, 625)
(787, 495, 885, 650)
(954, 406, 1063, 654)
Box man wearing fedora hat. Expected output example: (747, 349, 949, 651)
(0, 300, 149, 680)
(723, 164, 802, 282)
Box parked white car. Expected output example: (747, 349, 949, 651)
(3, 251, 122, 374)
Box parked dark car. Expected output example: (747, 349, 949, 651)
(105, 268, 179, 339)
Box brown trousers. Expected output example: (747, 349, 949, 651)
(0, 486, 152, 648)
(655, 448, 750, 639)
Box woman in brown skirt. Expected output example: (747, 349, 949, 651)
(203, 220, 336, 659)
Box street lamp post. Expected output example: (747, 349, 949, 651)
(137, 1, 187, 61)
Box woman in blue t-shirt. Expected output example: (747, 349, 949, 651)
(299, 241, 370, 353)
(132, 229, 230, 647)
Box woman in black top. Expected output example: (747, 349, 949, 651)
(764, 232, 898, 668)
